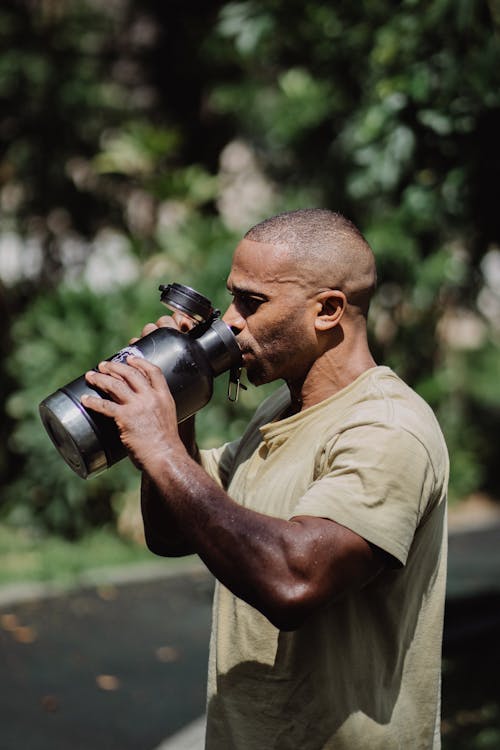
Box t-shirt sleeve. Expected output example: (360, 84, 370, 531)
(292, 423, 436, 565)
(200, 439, 241, 490)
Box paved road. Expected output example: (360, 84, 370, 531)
(445, 522, 500, 648)
(1, 523, 499, 750)
(0, 563, 213, 750)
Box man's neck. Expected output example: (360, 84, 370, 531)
(287, 341, 377, 412)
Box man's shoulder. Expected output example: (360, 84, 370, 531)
(313, 366, 447, 456)
(365, 367, 445, 441)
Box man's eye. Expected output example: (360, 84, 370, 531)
(242, 296, 263, 314)
(231, 293, 264, 314)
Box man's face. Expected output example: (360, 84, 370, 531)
(222, 239, 320, 386)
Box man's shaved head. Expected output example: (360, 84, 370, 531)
(245, 208, 377, 315)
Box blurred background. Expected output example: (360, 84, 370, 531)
(0, 0, 499, 747)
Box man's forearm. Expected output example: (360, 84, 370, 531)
(140, 474, 195, 556)
(177, 416, 200, 462)
(142, 446, 289, 613)
(140, 416, 198, 557)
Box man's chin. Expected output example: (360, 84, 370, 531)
(245, 365, 276, 387)
(244, 365, 266, 387)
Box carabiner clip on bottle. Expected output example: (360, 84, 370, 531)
(228, 366, 247, 402)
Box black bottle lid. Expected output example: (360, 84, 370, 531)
(159, 283, 215, 323)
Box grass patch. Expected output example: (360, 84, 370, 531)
(0, 523, 156, 587)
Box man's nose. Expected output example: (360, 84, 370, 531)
(222, 303, 245, 335)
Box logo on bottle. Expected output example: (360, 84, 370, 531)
(111, 346, 145, 365)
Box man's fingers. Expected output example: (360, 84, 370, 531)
(132, 312, 193, 344)
(135, 315, 179, 341)
(125, 356, 169, 391)
(140, 322, 161, 338)
(85, 368, 135, 402)
(81, 355, 180, 470)
(154, 314, 196, 332)
(156, 315, 176, 327)
(85, 360, 144, 397)
(171, 312, 195, 332)
(81, 392, 119, 417)
(85, 357, 166, 396)
(102, 356, 165, 390)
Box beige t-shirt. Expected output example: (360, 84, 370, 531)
(201, 366, 449, 750)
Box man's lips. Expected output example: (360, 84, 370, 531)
(237, 343, 250, 357)
(238, 351, 255, 370)
(235, 340, 254, 363)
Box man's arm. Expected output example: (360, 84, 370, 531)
(140, 442, 385, 631)
(134, 313, 200, 557)
(83, 357, 386, 631)
(140, 418, 198, 557)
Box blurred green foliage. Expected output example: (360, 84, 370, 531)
(0, 523, 154, 585)
(1, 0, 499, 538)
(5, 282, 158, 535)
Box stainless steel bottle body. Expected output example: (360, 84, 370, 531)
(39, 318, 241, 479)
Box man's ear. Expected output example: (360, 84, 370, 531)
(314, 290, 347, 332)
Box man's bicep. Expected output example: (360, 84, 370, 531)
(288, 515, 389, 605)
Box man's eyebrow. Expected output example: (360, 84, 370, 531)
(226, 283, 268, 299)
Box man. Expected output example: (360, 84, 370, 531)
(83, 209, 449, 749)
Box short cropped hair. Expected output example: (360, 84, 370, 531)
(245, 208, 377, 315)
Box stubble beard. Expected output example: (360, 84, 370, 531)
(243, 314, 311, 386)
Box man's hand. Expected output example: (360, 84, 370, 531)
(129, 311, 195, 344)
(82, 357, 184, 471)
